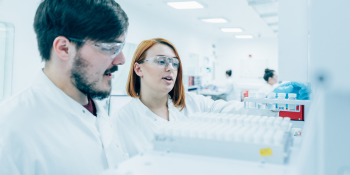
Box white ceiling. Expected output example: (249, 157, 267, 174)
(117, 0, 277, 39)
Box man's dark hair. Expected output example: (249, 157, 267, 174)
(263, 68, 275, 82)
(226, 69, 232, 77)
(34, 0, 129, 61)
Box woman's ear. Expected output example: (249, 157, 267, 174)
(134, 62, 143, 78)
(52, 36, 72, 61)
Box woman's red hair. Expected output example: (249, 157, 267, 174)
(126, 38, 185, 110)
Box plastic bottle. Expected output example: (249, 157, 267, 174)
(277, 93, 286, 110)
(288, 93, 297, 111)
(249, 92, 257, 108)
(257, 93, 267, 109)
(267, 92, 276, 110)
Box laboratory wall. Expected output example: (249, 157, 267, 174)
(216, 37, 278, 90)
(0, 0, 43, 95)
(118, 1, 218, 77)
(0, 0, 217, 97)
(278, 0, 308, 82)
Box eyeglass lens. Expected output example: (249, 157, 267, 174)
(154, 56, 179, 68)
(96, 43, 124, 58)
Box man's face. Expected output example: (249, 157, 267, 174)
(70, 34, 126, 100)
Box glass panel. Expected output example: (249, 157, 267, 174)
(0, 22, 15, 102)
(111, 42, 138, 95)
(95, 42, 137, 113)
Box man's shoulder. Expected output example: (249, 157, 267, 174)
(0, 86, 47, 125)
(0, 92, 37, 145)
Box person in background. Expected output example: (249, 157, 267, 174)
(112, 38, 286, 158)
(225, 69, 239, 101)
(0, 0, 129, 174)
(259, 68, 278, 94)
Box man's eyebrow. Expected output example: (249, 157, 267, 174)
(112, 40, 124, 43)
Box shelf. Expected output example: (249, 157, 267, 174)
(243, 97, 311, 112)
(244, 97, 311, 105)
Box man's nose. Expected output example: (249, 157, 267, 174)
(112, 51, 125, 65)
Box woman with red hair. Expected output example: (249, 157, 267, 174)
(112, 38, 278, 158)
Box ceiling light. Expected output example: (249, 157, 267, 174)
(235, 35, 253, 39)
(200, 18, 228, 23)
(167, 1, 204, 9)
(221, 28, 243, 32)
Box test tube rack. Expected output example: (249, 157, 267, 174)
(243, 97, 312, 112)
(153, 113, 293, 164)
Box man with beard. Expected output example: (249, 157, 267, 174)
(0, 0, 129, 174)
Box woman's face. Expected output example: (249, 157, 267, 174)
(135, 43, 178, 95)
(269, 72, 278, 85)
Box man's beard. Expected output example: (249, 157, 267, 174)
(70, 54, 118, 100)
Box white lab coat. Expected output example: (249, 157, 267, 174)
(112, 91, 278, 158)
(258, 82, 279, 94)
(0, 70, 127, 175)
(225, 77, 239, 101)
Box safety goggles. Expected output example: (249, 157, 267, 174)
(67, 37, 125, 58)
(139, 56, 180, 69)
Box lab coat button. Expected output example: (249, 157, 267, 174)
(82, 110, 85, 113)
(154, 119, 157, 121)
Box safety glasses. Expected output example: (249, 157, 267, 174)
(67, 37, 125, 59)
(139, 56, 180, 69)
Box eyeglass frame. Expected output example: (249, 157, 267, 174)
(139, 56, 180, 69)
(66, 37, 125, 58)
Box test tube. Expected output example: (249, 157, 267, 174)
(267, 92, 277, 110)
(229, 114, 240, 124)
(243, 115, 255, 126)
(249, 92, 257, 108)
(243, 126, 258, 143)
(273, 118, 282, 129)
(224, 125, 242, 141)
(222, 115, 231, 123)
(281, 120, 290, 131)
(266, 117, 275, 127)
(277, 93, 287, 110)
(253, 128, 266, 143)
(283, 117, 291, 122)
(263, 129, 275, 144)
(251, 116, 261, 126)
(258, 116, 269, 126)
(214, 124, 233, 140)
(288, 93, 297, 111)
(257, 93, 267, 109)
(236, 115, 246, 126)
(234, 126, 250, 142)
(273, 130, 285, 145)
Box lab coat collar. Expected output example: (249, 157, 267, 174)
(134, 94, 188, 123)
(32, 71, 88, 114)
(94, 99, 113, 148)
(134, 98, 168, 124)
(167, 95, 189, 121)
(34, 70, 113, 149)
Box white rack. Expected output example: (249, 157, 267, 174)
(153, 113, 294, 164)
(244, 97, 312, 112)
